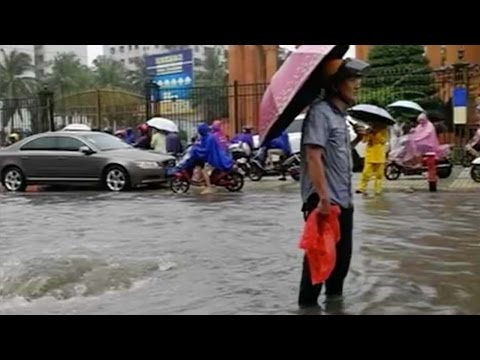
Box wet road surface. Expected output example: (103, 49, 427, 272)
(0, 186, 479, 315)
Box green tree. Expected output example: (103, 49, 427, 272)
(127, 57, 148, 95)
(92, 56, 130, 89)
(46, 52, 94, 95)
(360, 45, 438, 109)
(0, 49, 38, 137)
(192, 48, 228, 121)
(0, 49, 37, 98)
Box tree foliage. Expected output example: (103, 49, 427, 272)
(360, 45, 439, 109)
(191, 48, 228, 121)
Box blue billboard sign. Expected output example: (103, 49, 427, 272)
(453, 87, 467, 107)
(145, 49, 194, 101)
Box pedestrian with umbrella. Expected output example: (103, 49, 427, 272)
(258, 45, 370, 308)
(348, 104, 396, 196)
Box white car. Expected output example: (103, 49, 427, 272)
(253, 114, 366, 172)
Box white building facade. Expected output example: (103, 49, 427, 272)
(34, 45, 88, 76)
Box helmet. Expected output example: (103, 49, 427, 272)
(137, 123, 149, 134)
(8, 133, 19, 142)
(242, 125, 253, 134)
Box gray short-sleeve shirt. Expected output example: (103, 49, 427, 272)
(300, 99, 354, 208)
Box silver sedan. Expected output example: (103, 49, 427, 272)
(0, 131, 176, 192)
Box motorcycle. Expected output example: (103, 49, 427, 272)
(249, 149, 301, 182)
(385, 139, 453, 181)
(462, 144, 480, 167)
(170, 147, 244, 194)
(228, 142, 252, 177)
(470, 157, 480, 183)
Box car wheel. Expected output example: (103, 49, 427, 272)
(1, 166, 27, 192)
(103, 165, 131, 192)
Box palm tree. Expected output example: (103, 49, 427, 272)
(0, 49, 37, 98)
(92, 56, 130, 89)
(0, 49, 38, 139)
(127, 57, 148, 95)
(196, 48, 227, 86)
(46, 52, 94, 96)
(192, 48, 228, 121)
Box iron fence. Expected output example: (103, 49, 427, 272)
(0, 77, 478, 154)
(150, 82, 268, 141)
(0, 90, 53, 145)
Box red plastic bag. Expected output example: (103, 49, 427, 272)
(298, 206, 341, 285)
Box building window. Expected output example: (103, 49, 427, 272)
(155, 45, 160, 49)
(135, 45, 139, 50)
(195, 45, 200, 52)
(194, 58, 202, 67)
(120, 59, 125, 64)
(110, 47, 115, 55)
(119, 46, 125, 53)
(129, 45, 133, 51)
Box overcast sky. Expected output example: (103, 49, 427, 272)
(87, 45, 356, 64)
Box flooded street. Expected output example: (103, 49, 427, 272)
(0, 186, 479, 315)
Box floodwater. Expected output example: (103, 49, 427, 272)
(0, 186, 479, 315)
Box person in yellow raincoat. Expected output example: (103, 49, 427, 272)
(357, 123, 389, 196)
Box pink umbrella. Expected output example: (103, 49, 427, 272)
(259, 45, 349, 145)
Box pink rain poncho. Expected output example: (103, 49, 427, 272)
(211, 120, 229, 151)
(403, 114, 443, 163)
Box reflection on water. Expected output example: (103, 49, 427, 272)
(0, 190, 479, 315)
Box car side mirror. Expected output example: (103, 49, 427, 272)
(80, 146, 94, 155)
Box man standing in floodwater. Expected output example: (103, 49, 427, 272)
(298, 57, 370, 308)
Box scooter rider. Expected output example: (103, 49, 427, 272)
(254, 131, 292, 181)
(466, 105, 480, 158)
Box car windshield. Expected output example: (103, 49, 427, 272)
(81, 133, 132, 151)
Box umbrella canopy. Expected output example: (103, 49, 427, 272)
(387, 100, 424, 114)
(348, 104, 396, 126)
(147, 117, 179, 133)
(259, 45, 349, 145)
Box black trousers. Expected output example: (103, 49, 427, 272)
(298, 194, 354, 307)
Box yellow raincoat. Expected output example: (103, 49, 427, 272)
(358, 128, 389, 195)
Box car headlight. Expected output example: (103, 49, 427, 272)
(135, 161, 160, 169)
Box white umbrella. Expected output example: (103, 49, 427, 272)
(62, 124, 91, 131)
(387, 100, 424, 113)
(147, 117, 179, 133)
(348, 104, 396, 126)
